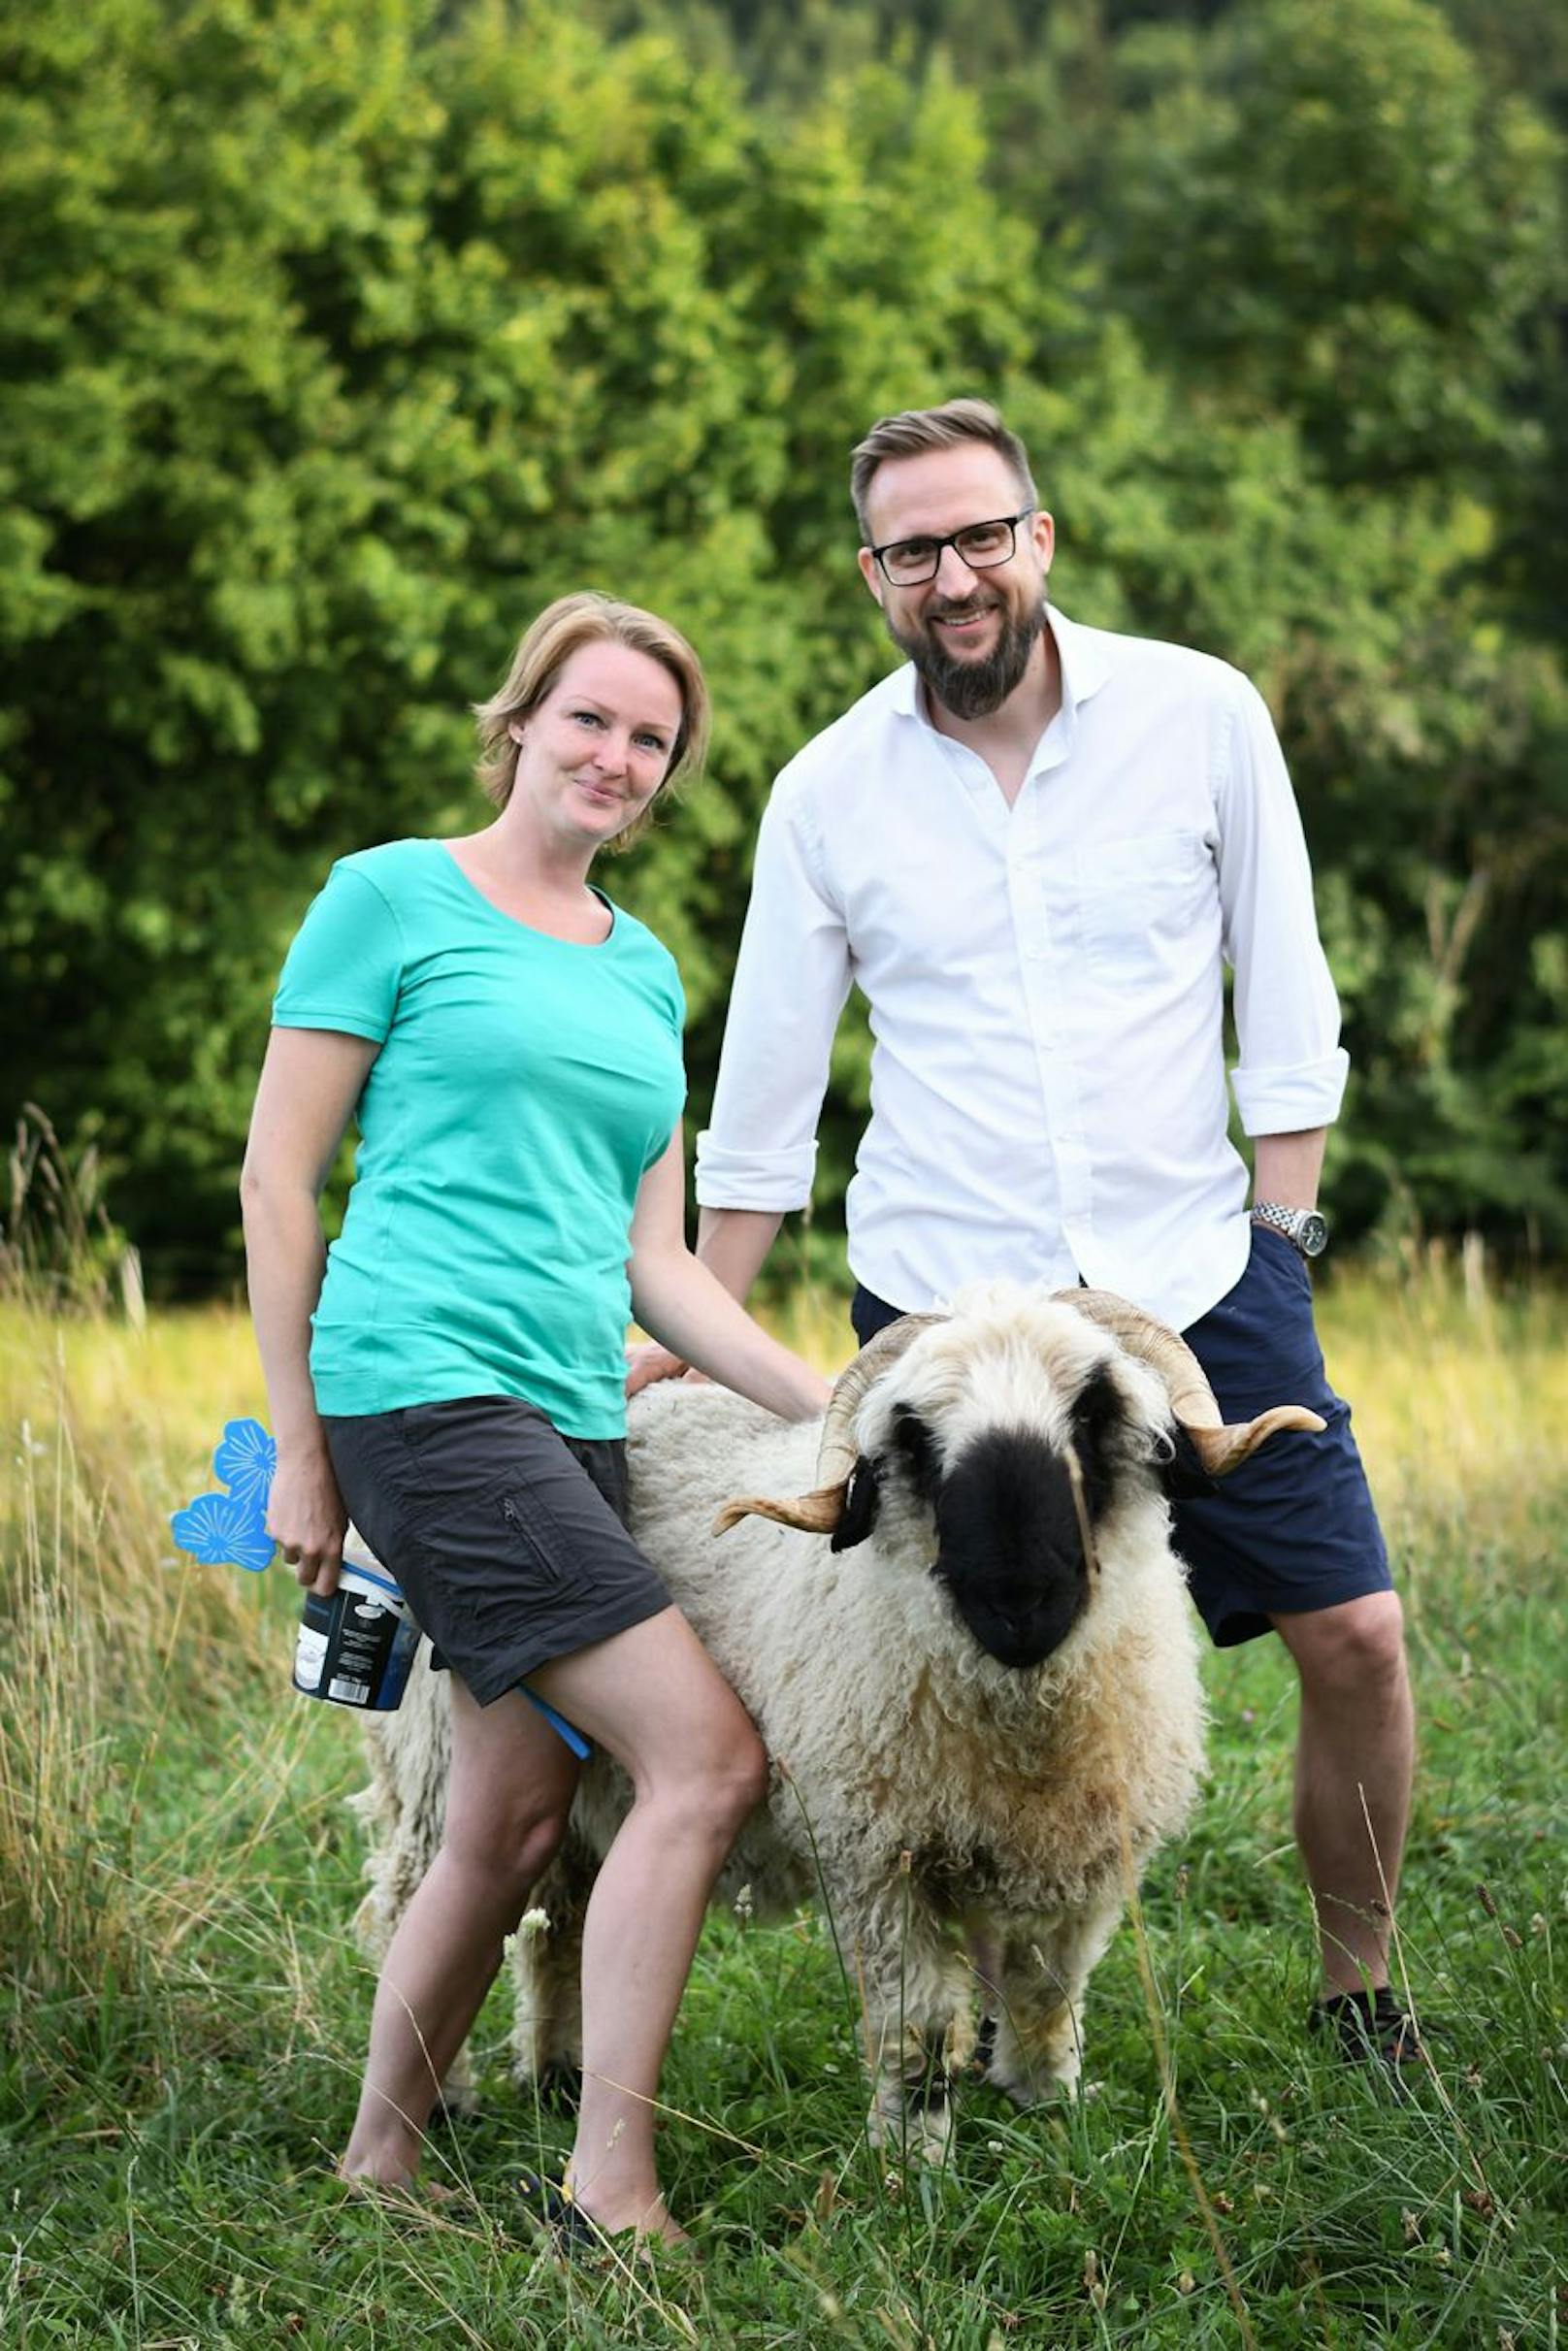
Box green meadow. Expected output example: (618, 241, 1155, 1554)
(2, 1266, 1564, 2348)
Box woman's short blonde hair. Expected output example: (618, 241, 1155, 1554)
(472, 591, 711, 851)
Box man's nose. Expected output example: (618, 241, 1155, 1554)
(932, 541, 983, 596)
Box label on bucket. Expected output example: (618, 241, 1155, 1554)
(293, 1554, 419, 1713)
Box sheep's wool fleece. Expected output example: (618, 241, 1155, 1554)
(623, 1372, 1206, 1922)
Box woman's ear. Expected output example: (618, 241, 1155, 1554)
(506, 719, 527, 746)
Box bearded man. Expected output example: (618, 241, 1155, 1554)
(645, 397, 1419, 2066)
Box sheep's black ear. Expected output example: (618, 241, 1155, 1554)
(1160, 1423, 1220, 1500)
(1067, 1365, 1134, 1520)
(892, 1406, 941, 1501)
(831, 1455, 881, 1552)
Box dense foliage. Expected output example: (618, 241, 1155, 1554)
(3, 0, 1564, 1288)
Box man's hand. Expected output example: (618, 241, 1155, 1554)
(626, 1342, 708, 1398)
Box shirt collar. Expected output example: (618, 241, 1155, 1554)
(891, 601, 1115, 734)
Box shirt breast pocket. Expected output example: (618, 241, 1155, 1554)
(1072, 829, 1214, 988)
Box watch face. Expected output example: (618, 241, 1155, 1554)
(1298, 1212, 1329, 1257)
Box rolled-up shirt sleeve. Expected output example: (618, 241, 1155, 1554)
(695, 781, 853, 1210)
(1217, 676, 1350, 1136)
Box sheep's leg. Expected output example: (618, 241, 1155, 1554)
(989, 1890, 1124, 2106)
(509, 1826, 597, 2104)
(857, 1910, 972, 2166)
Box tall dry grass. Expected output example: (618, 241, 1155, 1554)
(0, 1115, 287, 2048)
(1325, 1246, 1568, 1550)
(3, 1224, 1565, 2344)
(0, 1292, 289, 2033)
(3, 1224, 1563, 2070)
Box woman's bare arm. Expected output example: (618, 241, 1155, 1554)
(627, 1135, 831, 1422)
(241, 1027, 379, 1592)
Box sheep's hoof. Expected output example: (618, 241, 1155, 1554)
(868, 2112, 955, 2168)
(993, 2053, 1081, 2109)
(868, 2075, 956, 2167)
(427, 2088, 478, 2130)
(427, 2071, 480, 2121)
(532, 2059, 583, 2114)
(964, 2012, 998, 2082)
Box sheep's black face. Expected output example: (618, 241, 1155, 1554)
(865, 1361, 1152, 1668)
(931, 1428, 1092, 1670)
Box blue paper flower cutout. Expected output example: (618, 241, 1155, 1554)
(212, 1417, 277, 1507)
(171, 1489, 277, 1574)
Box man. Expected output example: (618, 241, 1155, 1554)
(651, 398, 1416, 2063)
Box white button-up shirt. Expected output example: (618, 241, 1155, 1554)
(695, 604, 1349, 1332)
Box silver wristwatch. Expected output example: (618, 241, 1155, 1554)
(1251, 1201, 1329, 1258)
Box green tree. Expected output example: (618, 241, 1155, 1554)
(0, 0, 1042, 1282)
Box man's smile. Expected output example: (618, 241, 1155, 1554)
(930, 600, 1000, 641)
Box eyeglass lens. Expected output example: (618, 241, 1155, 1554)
(881, 515, 1020, 585)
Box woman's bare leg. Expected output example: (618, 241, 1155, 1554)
(340, 1680, 579, 2186)
(530, 1609, 768, 2240)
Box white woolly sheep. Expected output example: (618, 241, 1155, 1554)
(353, 1283, 1323, 2159)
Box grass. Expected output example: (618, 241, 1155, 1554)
(2, 1265, 1566, 2348)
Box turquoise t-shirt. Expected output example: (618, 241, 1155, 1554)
(271, 838, 686, 1436)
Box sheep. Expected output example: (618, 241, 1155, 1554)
(352, 1283, 1323, 2159)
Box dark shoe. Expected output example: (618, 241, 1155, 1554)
(517, 2169, 612, 2260)
(1311, 1985, 1425, 2070)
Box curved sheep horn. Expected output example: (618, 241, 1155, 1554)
(713, 1313, 947, 1536)
(1060, 1287, 1325, 1476)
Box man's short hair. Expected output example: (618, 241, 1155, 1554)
(850, 398, 1040, 543)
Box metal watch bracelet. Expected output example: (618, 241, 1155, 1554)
(1251, 1201, 1330, 1258)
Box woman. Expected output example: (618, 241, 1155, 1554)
(241, 593, 830, 2245)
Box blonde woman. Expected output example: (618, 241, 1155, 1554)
(242, 594, 829, 2245)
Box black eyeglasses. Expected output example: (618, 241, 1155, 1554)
(867, 508, 1035, 587)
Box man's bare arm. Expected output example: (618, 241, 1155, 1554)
(695, 1205, 784, 1299)
(1252, 1127, 1326, 1210)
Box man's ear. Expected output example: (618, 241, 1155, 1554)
(856, 545, 885, 607)
(831, 1455, 881, 1552)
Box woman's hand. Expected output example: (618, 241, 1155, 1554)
(269, 1438, 349, 1594)
(625, 1341, 710, 1397)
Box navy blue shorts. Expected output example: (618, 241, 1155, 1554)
(322, 1395, 670, 1706)
(850, 1225, 1389, 1649)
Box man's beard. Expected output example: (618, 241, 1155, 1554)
(888, 593, 1046, 721)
